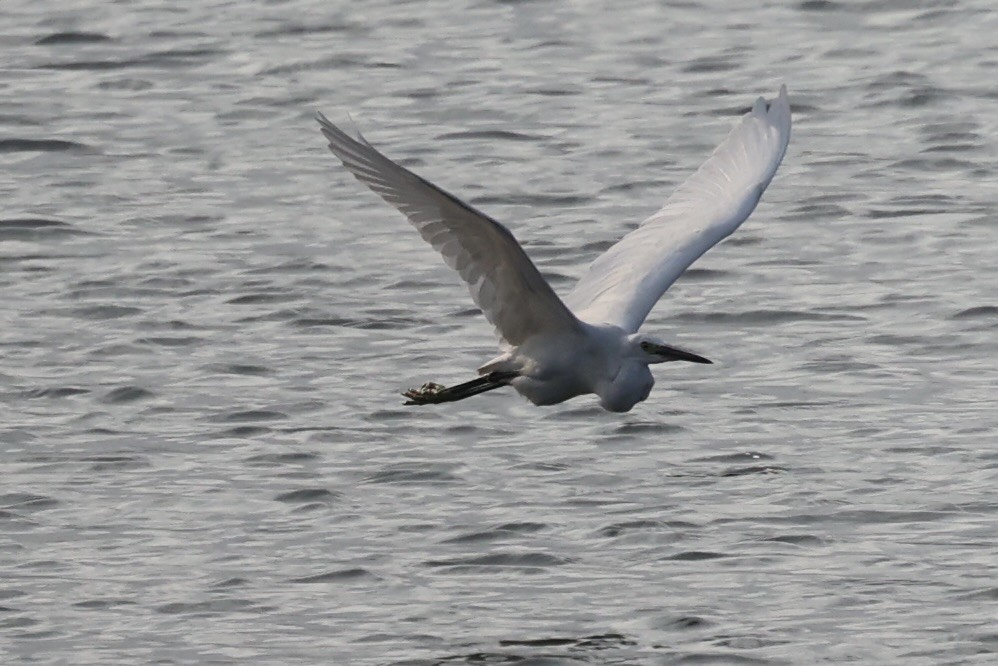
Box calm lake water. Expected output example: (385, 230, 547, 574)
(2, 0, 997, 663)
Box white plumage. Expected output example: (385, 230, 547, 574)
(317, 85, 791, 412)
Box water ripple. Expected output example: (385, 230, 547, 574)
(290, 568, 375, 583)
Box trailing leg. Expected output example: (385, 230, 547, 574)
(402, 371, 517, 405)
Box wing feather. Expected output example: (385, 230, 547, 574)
(565, 85, 792, 332)
(316, 113, 580, 346)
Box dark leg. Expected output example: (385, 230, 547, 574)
(402, 371, 517, 405)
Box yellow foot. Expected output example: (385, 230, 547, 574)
(402, 382, 447, 405)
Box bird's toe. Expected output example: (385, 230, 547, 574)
(402, 382, 447, 405)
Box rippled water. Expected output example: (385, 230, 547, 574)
(2, 0, 997, 663)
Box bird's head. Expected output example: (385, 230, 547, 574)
(631, 334, 713, 365)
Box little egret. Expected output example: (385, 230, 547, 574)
(317, 86, 791, 412)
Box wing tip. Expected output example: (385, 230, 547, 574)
(315, 109, 340, 145)
(315, 110, 374, 152)
(770, 83, 792, 137)
(746, 85, 791, 140)
(773, 84, 790, 114)
(750, 84, 790, 116)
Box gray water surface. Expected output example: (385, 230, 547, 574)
(2, 1, 997, 663)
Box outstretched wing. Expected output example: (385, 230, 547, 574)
(317, 113, 580, 346)
(566, 85, 792, 332)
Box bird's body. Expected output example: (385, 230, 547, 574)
(480, 323, 655, 412)
(317, 86, 791, 412)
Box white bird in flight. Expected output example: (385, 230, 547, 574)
(317, 86, 791, 412)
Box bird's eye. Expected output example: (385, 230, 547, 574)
(640, 341, 651, 351)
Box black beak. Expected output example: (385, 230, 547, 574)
(654, 343, 713, 364)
